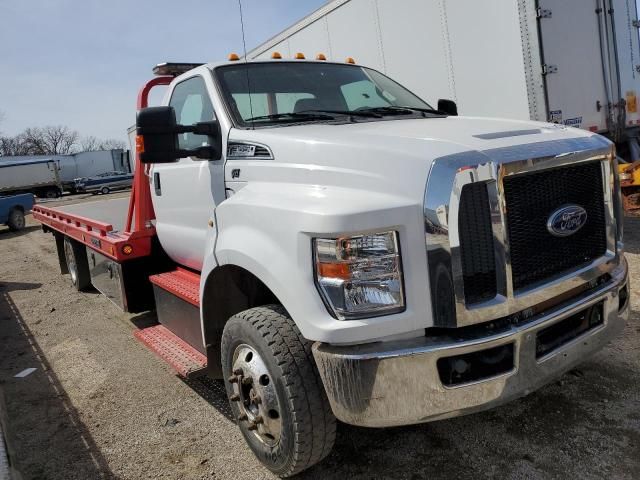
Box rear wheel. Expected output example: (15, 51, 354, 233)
(101, 187, 110, 195)
(44, 187, 60, 199)
(221, 305, 336, 477)
(63, 237, 91, 291)
(7, 209, 25, 231)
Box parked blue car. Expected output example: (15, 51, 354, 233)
(74, 171, 133, 195)
(0, 193, 34, 231)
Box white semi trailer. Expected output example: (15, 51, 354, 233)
(0, 159, 62, 198)
(248, 0, 640, 159)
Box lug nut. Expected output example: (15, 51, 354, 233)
(233, 368, 243, 375)
(230, 394, 240, 402)
(238, 413, 248, 421)
(247, 422, 258, 431)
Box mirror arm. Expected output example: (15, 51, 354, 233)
(177, 146, 218, 160)
(138, 121, 218, 136)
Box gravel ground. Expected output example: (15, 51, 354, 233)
(0, 193, 638, 479)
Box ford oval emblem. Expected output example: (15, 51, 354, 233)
(546, 204, 587, 237)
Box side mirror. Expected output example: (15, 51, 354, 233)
(437, 99, 458, 116)
(136, 106, 222, 164)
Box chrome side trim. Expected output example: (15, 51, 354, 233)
(424, 135, 616, 327)
(226, 141, 274, 160)
(313, 259, 628, 427)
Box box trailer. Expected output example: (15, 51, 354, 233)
(0, 159, 62, 198)
(247, 0, 640, 158)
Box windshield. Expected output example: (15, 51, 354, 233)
(215, 62, 435, 127)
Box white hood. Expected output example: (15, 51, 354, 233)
(228, 116, 604, 204)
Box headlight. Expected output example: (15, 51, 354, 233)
(313, 231, 405, 319)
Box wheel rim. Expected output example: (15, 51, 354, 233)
(229, 344, 282, 446)
(102, 188, 109, 194)
(64, 241, 78, 284)
(12, 212, 24, 229)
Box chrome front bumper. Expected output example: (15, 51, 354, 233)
(312, 259, 629, 428)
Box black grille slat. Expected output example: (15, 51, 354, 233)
(254, 145, 271, 157)
(459, 182, 497, 304)
(503, 161, 607, 290)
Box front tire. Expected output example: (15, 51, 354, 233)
(7, 209, 25, 231)
(63, 237, 91, 291)
(221, 305, 336, 477)
(101, 187, 110, 195)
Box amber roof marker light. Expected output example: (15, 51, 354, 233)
(294, 52, 306, 59)
(316, 53, 327, 61)
(271, 51, 282, 59)
(228, 53, 240, 61)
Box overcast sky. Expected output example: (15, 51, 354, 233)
(0, 0, 326, 142)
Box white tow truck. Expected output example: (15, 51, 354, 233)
(34, 58, 629, 476)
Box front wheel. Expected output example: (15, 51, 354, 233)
(221, 305, 336, 477)
(101, 187, 110, 195)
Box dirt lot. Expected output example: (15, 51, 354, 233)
(0, 193, 639, 480)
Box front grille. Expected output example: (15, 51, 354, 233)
(503, 161, 607, 290)
(459, 182, 497, 304)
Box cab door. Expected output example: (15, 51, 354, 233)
(151, 75, 225, 271)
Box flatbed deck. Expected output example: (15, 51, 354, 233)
(33, 194, 156, 262)
(52, 197, 130, 233)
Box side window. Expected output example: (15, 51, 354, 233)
(169, 76, 216, 150)
(341, 80, 391, 110)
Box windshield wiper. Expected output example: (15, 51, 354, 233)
(357, 106, 446, 116)
(297, 109, 383, 118)
(244, 112, 336, 122)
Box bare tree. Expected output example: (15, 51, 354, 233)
(98, 138, 127, 150)
(0, 134, 31, 156)
(44, 125, 79, 154)
(17, 126, 79, 155)
(80, 135, 101, 151)
(0, 125, 124, 156)
(79, 136, 126, 151)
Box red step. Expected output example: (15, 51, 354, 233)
(134, 324, 207, 378)
(149, 268, 200, 307)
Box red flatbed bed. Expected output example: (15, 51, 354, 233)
(33, 196, 155, 262)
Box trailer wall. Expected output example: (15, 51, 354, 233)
(249, 0, 640, 141)
(249, 0, 538, 122)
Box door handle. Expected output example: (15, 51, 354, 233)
(153, 172, 162, 196)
